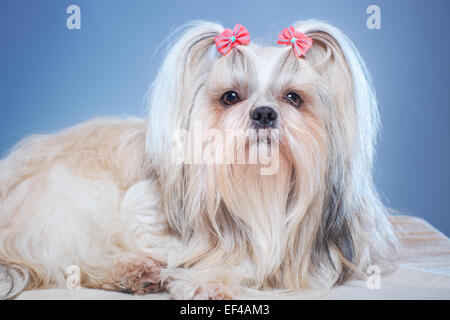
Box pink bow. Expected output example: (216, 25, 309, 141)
(215, 24, 250, 56)
(277, 26, 313, 57)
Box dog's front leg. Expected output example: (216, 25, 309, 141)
(159, 240, 246, 300)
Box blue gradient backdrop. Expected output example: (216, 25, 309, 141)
(1, 1, 449, 235)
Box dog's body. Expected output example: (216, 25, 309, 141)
(0, 118, 169, 294)
(0, 20, 397, 299)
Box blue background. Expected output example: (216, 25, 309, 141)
(1, 0, 449, 235)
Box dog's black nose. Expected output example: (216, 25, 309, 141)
(250, 106, 278, 128)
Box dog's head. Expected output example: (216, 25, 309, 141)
(146, 20, 396, 289)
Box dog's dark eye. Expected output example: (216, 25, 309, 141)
(284, 92, 303, 108)
(221, 91, 241, 106)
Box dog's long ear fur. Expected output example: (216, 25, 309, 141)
(293, 20, 397, 286)
(146, 21, 224, 237)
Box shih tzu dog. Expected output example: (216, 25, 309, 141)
(0, 20, 397, 299)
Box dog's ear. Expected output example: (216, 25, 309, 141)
(291, 20, 395, 284)
(146, 21, 223, 237)
(296, 20, 379, 168)
(147, 21, 224, 169)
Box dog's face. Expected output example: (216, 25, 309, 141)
(205, 45, 324, 130)
(192, 44, 332, 179)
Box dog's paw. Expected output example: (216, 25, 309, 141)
(192, 283, 235, 300)
(168, 279, 237, 300)
(111, 255, 163, 295)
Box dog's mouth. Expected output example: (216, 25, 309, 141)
(243, 128, 283, 160)
(252, 127, 278, 145)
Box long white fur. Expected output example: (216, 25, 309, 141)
(0, 20, 396, 300)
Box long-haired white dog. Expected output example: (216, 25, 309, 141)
(0, 20, 397, 299)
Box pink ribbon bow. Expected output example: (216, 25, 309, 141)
(277, 26, 313, 57)
(215, 24, 250, 56)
